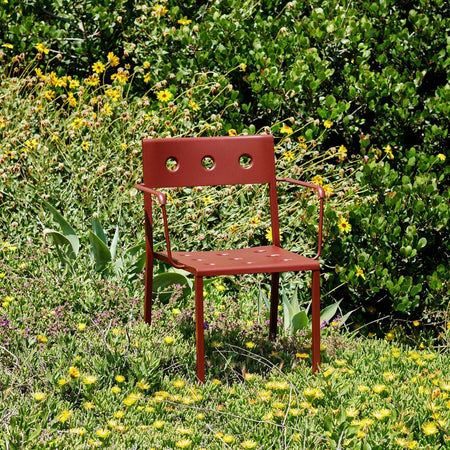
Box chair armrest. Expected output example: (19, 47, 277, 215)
(276, 178, 325, 199)
(134, 184, 185, 269)
(276, 177, 324, 260)
(135, 184, 167, 205)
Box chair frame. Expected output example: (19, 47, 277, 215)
(136, 135, 324, 382)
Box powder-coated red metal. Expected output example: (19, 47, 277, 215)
(136, 135, 324, 382)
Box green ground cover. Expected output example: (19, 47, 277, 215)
(1, 247, 450, 449)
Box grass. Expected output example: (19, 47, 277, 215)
(1, 245, 450, 449)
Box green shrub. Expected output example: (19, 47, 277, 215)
(1, 0, 449, 331)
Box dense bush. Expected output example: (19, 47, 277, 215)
(1, 0, 449, 332)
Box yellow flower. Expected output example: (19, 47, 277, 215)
(213, 281, 225, 291)
(250, 216, 260, 224)
(355, 265, 365, 280)
(105, 88, 121, 101)
(173, 379, 185, 388)
(262, 226, 272, 242)
(257, 390, 272, 401)
(69, 427, 86, 435)
(338, 144, 348, 161)
(68, 366, 80, 378)
(437, 153, 446, 161)
(280, 124, 293, 134)
(2, 43, 13, 49)
(266, 380, 289, 390)
(157, 89, 173, 102)
(84, 74, 100, 86)
(184, 100, 198, 112)
(383, 371, 398, 381)
(175, 439, 192, 448)
(245, 342, 255, 349)
(111, 385, 122, 395)
(385, 332, 394, 341)
(58, 378, 67, 386)
(355, 418, 374, 428)
(212, 379, 222, 385)
(143, 72, 152, 84)
(112, 411, 125, 420)
(346, 407, 359, 418)
(92, 61, 106, 74)
(283, 150, 295, 161)
(303, 387, 324, 399)
(37, 334, 48, 343)
(323, 184, 333, 196)
(223, 435, 234, 443)
(107, 52, 120, 67)
(66, 92, 77, 107)
(240, 63, 247, 71)
(77, 323, 86, 331)
(83, 401, 95, 409)
(35, 43, 49, 54)
(296, 352, 309, 359)
(137, 380, 151, 390)
(241, 440, 258, 449)
(178, 18, 192, 25)
(395, 437, 418, 449)
(111, 71, 130, 84)
(372, 384, 387, 394)
(164, 335, 175, 345)
(95, 429, 110, 439)
(153, 4, 168, 16)
(57, 409, 73, 422)
(323, 120, 333, 129)
(153, 420, 165, 429)
(228, 128, 237, 136)
(372, 408, 391, 420)
(82, 375, 98, 385)
(338, 217, 351, 233)
(44, 90, 56, 101)
(115, 375, 125, 383)
(68, 78, 79, 89)
(384, 144, 394, 159)
(123, 393, 141, 406)
(33, 392, 47, 401)
(311, 174, 324, 186)
(422, 421, 438, 435)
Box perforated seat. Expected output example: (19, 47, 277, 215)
(157, 246, 320, 276)
(135, 135, 324, 382)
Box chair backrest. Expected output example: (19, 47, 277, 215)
(141, 135, 277, 188)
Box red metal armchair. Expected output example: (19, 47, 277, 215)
(135, 135, 324, 382)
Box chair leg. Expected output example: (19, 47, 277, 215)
(311, 270, 321, 373)
(269, 272, 280, 340)
(144, 251, 153, 325)
(195, 276, 205, 383)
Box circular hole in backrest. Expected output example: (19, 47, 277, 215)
(239, 154, 252, 168)
(202, 155, 215, 170)
(166, 157, 178, 171)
